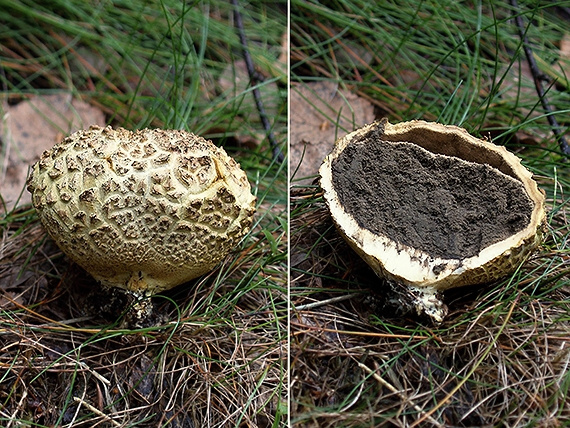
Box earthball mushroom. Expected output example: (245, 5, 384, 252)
(319, 119, 545, 322)
(27, 125, 256, 295)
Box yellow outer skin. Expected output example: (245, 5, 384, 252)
(320, 119, 546, 294)
(27, 125, 256, 294)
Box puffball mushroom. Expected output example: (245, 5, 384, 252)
(27, 125, 256, 295)
(319, 119, 545, 322)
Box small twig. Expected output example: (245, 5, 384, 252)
(73, 397, 122, 427)
(6, 389, 27, 428)
(293, 294, 355, 310)
(231, 0, 284, 164)
(511, 0, 570, 157)
(290, 321, 431, 340)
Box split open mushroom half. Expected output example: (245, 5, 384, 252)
(319, 119, 545, 322)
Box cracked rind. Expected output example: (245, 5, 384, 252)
(27, 125, 256, 294)
(320, 119, 545, 299)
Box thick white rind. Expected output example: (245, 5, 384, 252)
(319, 120, 545, 292)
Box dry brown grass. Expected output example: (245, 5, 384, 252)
(0, 205, 287, 427)
(290, 183, 570, 428)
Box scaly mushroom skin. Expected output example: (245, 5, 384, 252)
(320, 119, 546, 322)
(27, 125, 256, 294)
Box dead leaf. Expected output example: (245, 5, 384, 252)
(290, 81, 375, 184)
(218, 59, 281, 146)
(495, 60, 538, 115)
(0, 93, 105, 211)
(0, 291, 25, 309)
(560, 33, 570, 60)
(218, 59, 281, 117)
(277, 31, 289, 70)
(557, 33, 570, 87)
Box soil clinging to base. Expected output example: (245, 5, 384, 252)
(331, 136, 534, 260)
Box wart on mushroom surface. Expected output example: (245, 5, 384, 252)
(27, 125, 256, 302)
